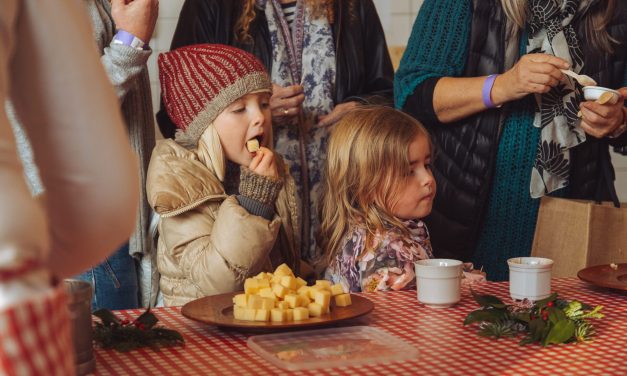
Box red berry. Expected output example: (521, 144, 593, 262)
(138, 323, 146, 331)
(547, 301, 554, 307)
(121, 319, 130, 325)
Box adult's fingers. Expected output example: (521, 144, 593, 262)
(581, 101, 613, 118)
(527, 72, 560, 88)
(529, 62, 565, 82)
(528, 54, 570, 69)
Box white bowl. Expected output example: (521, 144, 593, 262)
(583, 86, 620, 101)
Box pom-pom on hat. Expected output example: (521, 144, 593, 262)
(158, 44, 272, 147)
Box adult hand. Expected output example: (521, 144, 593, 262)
(111, 0, 159, 43)
(579, 88, 626, 138)
(317, 101, 360, 128)
(494, 53, 569, 103)
(248, 147, 278, 179)
(270, 84, 305, 123)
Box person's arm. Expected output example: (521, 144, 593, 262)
(86, 0, 157, 100)
(8, 0, 139, 278)
(395, 0, 568, 125)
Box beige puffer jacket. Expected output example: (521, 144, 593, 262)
(146, 135, 300, 306)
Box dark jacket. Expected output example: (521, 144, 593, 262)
(157, 0, 394, 138)
(402, 0, 627, 261)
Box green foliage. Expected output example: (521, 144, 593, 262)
(93, 309, 184, 352)
(464, 293, 603, 347)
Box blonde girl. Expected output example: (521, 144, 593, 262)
(320, 106, 436, 292)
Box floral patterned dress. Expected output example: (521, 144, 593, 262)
(325, 220, 433, 292)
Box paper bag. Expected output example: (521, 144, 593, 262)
(531, 196, 627, 278)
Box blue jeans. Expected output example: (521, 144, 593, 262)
(76, 243, 139, 310)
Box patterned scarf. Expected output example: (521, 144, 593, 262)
(528, 0, 595, 197)
(257, 0, 336, 262)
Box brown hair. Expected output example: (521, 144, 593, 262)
(318, 106, 432, 266)
(236, 0, 337, 44)
(501, 0, 619, 53)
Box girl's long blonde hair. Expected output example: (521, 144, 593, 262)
(236, 0, 338, 44)
(500, 0, 618, 53)
(318, 106, 431, 266)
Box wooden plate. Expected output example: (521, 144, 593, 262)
(181, 292, 374, 330)
(578, 263, 627, 291)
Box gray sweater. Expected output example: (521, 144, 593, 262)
(12, 0, 155, 260)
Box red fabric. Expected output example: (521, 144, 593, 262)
(94, 278, 627, 375)
(158, 44, 269, 131)
(0, 285, 74, 376)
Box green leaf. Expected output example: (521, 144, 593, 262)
(542, 320, 575, 346)
(472, 292, 506, 308)
(464, 309, 507, 325)
(512, 312, 532, 323)
(548, 307, 566, 325)
(135, 309, 159, 329)
(93, 309, 121, 326)
(529, 318, 546, 342)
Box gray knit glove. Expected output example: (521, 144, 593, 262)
(237, 167, 283, 219)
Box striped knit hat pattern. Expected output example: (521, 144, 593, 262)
(158, 44, 272, 147)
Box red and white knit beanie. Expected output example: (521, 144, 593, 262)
(158, 44, 272, 147)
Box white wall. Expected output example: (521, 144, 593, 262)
(148, 0, 626, 200)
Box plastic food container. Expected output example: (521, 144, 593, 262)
(247, 326, 418, 371)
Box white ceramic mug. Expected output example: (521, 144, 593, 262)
(414, 259, 462, 308)
(507, 257, 553, 301)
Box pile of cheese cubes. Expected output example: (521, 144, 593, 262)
(232, 263, 352, 322)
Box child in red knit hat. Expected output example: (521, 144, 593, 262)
(147, 44, 300, 306)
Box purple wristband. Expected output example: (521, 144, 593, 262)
(113, 30, 149, 50)
(482, 74, 499, 109)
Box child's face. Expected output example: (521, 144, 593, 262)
(390, 135, 436, 220)
(213, 92, 272, 166)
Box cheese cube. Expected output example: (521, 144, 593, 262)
(271, 274, 282, 284)
(258, 287, 276, 299)
(292, 307, 309, 321)
(255, 309, 270, 322)
(260, 297, 275, 311)
(330, 284, 344, 296)
(256, 279, 270, 288)
(315, 280, 332, 290)
(270, 308, 288, 322)
(300, 294, 311, 306)
(285, 309, 294, 321)
(233, 306, 245, 320)
(334, 293, 352, 307)
(280, 276, 298, 290)
(244, 279, 259, 295)
(308, 285, 324, 299)
(274, 263, 294, 277)
(313, 290, 331, 307)
(246, 138, 260, 152)
(295, 277, 307, 288)
(247, 295, 263, 309)
(232, 293, 248, 308)
(272, 283, 288, 299)
(297, 286, 310, 297)
(284, 294, 302, 308)
(307, 302, 325, 317)
(242, 308, 256, 321)
(276, 301, 290, 310)
(254, 272, 270, 280)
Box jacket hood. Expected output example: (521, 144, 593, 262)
(146, 138, 226, 218)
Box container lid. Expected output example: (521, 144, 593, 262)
(247, 326, 418, 371)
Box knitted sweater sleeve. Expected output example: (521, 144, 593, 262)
(394, 0, 472, 123)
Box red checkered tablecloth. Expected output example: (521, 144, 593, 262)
(93, 278, 626, 375)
